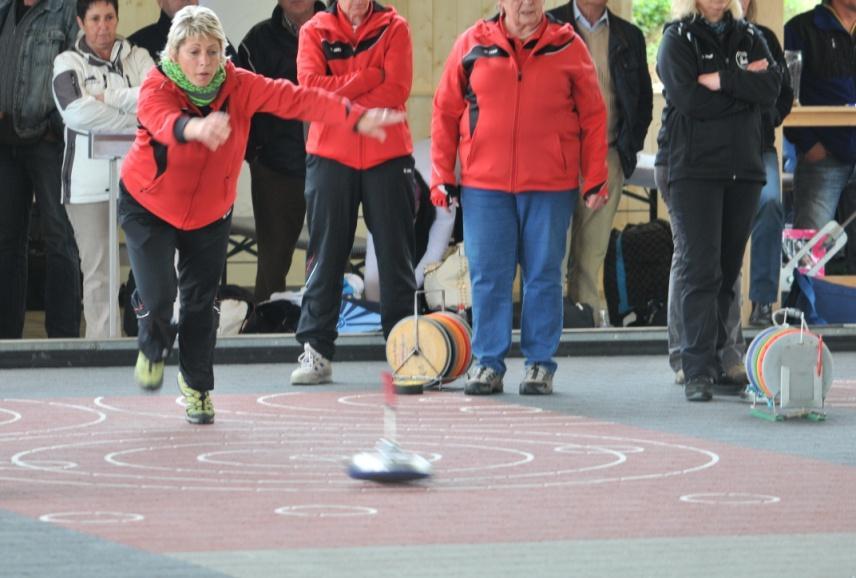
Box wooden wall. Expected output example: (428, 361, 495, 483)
(116, 0, 160, 37)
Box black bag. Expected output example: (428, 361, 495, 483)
(603, 219, 673, 327)
(120, 270, 139, 336)
(242, 299, 302, 334)
(564, 300, 595, 328)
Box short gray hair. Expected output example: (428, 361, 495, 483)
(163, 5, 227, 64)
(671, 0, 744, 20)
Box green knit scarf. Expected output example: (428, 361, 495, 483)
(161, 58, 226, 107)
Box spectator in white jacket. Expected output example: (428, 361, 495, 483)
(52, 0, 154, 338)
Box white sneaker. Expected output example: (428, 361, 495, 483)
(519, 364, 554, 395)
(290, 343, 332, 385)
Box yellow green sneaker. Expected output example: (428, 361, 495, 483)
(134, 351, 164, 391)
(177, 372, 215, 425)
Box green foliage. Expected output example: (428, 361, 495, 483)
(632, 0, 671, 75)
(632, 0, 671, 37)
(785, 0, 818, 20)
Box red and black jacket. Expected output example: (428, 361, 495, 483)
(431, 14, 608, 195)
(297, 1, 413, 169)
(121, 60, 363, 230)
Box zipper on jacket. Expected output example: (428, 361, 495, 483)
(511, 65, 522, 192)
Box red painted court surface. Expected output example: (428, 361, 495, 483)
(2, 384, 856, 558)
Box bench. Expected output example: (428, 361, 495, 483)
(226, 216, 367, 282)
(624, 153, 658, 221)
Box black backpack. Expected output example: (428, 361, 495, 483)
(603, 219, 673, 327)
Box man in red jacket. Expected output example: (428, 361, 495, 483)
(291, 0, 416, 385)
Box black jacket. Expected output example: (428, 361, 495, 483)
(656, 14, 782, 184)
(656, 21, 792, 163)
(128, 10, 238, 63)
(547, 4, 653, 178)
(757, 24, 793, 152)
(237, 2, 325, 176)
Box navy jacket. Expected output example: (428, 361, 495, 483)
(784, 5, 856, 163)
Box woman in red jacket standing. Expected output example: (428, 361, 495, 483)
(290, 0, 417, 385)
(431, 0, 609, 396)
(120, 5, 402, 424)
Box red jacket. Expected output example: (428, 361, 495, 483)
(431, 15, 608, 195)
(121, 60, 363, 230)
(297, 2, 412, 169)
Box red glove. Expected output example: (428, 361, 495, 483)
(430, 184, 460, 208)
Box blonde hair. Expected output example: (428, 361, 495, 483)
(163, 5, 227, 64)
(671, 0, 744, 20)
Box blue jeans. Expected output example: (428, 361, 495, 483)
(461, 187, 575, 375)
(793, 153, 856, 273)
(749, 150, 784, 305)
(0, 140, 81, 338)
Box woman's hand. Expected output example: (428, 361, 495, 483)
(583, 182, 608, 210)
(185, 112, 231, 151)
(803, 142, 828, 163)
(746, 59, 769, 72)
(356, 108, 407, 142)
(430, 184, 460, 211)
(697, 72, 721, 92)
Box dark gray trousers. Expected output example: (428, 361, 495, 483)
(0, 139, 81, 338)
(297, 155, 416, 360)
(667, 176, 761, 381)
(119, 185, 230, 391)
(249, 160, 306, 302)
(657, 166, 745, 374)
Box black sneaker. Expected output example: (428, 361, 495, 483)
(684, 376, 713, 402)
(749, 302, 773, 327)
(464, 365, 504, 395)
(714, 364, 749, 396)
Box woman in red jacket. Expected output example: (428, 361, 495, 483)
(290, 0, 417, 385)
(120, 5, 402, 424)
(431, 0, 608, 396)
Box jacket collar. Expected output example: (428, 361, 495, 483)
(39, 0, 66, 13)
(483, 11, 577, 56)
(320, 1, 393, 39)
(816, 3, 855, 34)
(157, 58, 237, 112)
(272, 1, 326, 36)
(573, 0, 609, 32)
(75, 33, 128, 68)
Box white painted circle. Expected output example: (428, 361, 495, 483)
(25, 460, 78, 470)
(0, 407, 22, 426)
(459, 405, 542, 415)
(39, 511, 145, 524)
(555, 444, 645, 455)
(680, 493, 780, 505)
(274, 505, 377, 518)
